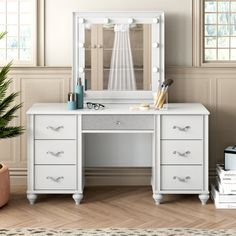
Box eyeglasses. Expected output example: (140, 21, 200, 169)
(86, 102, 105, 110)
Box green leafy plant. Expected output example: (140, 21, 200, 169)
(0, 32, 24, 139)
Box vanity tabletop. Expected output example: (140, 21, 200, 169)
(27, 103, 210, 115)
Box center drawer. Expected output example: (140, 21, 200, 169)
(35, 140, 76, 165)
(82, 115, 154, 130)
(34, 165, 76, 190)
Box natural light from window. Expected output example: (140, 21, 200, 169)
(204, 0, 236, 61)
(0, 0, 34, 64)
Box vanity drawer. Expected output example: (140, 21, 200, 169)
(161, 166, 203, 191)
(161, 140, 203, 165)
(161, 115, 203, 140)
(35, 115, 76, 140)
(34, 165, 76, 190)
(35, 140, 76, 165)
(82, 115, 154, 130)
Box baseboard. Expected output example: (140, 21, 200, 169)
(85, 167, 151, 186)
(9, 167, 217, 188)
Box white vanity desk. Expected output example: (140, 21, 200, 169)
(27, 103, 210, 205)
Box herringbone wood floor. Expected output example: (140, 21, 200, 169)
(1, 186, 236, 229)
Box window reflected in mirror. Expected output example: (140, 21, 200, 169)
(85, 24, 151, 91)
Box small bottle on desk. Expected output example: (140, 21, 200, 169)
(67, 93, 77, 110)
(75, 77, 84, 109)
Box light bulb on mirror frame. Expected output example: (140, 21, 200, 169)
(153, 18, 159, 24)
(103, 18, 110, 24)
(78, 43, 85, 48)
(128, 18, 134, 24)
(78, 18, 85, 24)
(152, 42, 159, 48)
(152, 67, 159, 73)
(78, 67, 84, 73)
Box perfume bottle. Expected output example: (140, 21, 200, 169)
(75, 77, 84, 109)
(67, 92, 77, 110)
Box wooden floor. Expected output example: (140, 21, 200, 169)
(1, 186, 236, 229)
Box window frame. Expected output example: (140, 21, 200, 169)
(194, 0, 236, 67)
(0, 0, 38, 67)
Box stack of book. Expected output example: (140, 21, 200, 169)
(211, 164, 236, 209)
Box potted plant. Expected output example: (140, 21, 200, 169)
(0, 32, 24, 207)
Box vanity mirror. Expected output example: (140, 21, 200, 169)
(72, 11, 165, 100)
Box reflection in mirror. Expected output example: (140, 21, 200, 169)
(85, 23, 151, 91)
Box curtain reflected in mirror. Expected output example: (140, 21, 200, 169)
(85, 24, 151, 91)
(108, 24, 136, 90)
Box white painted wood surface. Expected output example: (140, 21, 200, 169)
(27, 103, 210, 115)
(27, 103, 209, 205)
(34, 165, 76, 190)
(161, 165, 203, 190)
(35, 115, 77, 140)
(161, 140, 203, 165)
(161, 115, 203, 140)
(35, 140, 77, 165)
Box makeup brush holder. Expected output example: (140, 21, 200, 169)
(153, 91, 168, 110)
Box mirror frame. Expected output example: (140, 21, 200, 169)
(72, 11, 165, 102)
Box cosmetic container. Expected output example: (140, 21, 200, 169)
(153, 91, 168, 110)
(75, 77, 84, 109)
(67, 92, 77, 110)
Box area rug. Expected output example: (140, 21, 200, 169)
(0, 228, 236, 236)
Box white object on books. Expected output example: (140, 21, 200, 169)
(216, 164, 236, 180)
(211, 184, 236, 209)
(225, 146, 236, 170)
(217, 177, 236, 195)
(212, 183, 236, 202)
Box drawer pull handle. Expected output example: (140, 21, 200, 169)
(46, 176, 64, 183)
(173, 125, 191, 132)
(173, 176, 191, 183)
(46, 151, 64, 157)
(46, 126, 64, 132)
(173, 151, 191, 157)
(116, 121, 121, 125)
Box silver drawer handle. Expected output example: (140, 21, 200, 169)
(173, 151, 191, 157)
(46, 151, 64, 157)
(116, 121, 121, 125)
(173, 176, 191, 183)
(46, 126, 64, 132)
(46, 176, 64, 183)
(173, 125, 191, 132)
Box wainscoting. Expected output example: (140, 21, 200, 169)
(2, 66, 235, 186)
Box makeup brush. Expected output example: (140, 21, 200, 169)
(155, 81, 165, 107)
(163, 79, 173, 91)
(155, 79, 174, 109)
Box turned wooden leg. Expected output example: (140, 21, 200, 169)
(27, 193, 37, 205)
(153, 193, 163, 205)
(73, 193, 83, 205)
(199, 194, 209, 205)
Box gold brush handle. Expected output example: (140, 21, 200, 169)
(155, 91, 167, 109)
(154, 88, 161, 107)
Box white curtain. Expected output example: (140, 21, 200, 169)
(108, 24, 136, 91)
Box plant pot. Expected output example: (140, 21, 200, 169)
(0, 163, 10, 207)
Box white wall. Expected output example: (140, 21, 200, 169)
(45, 0, 192, 67)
